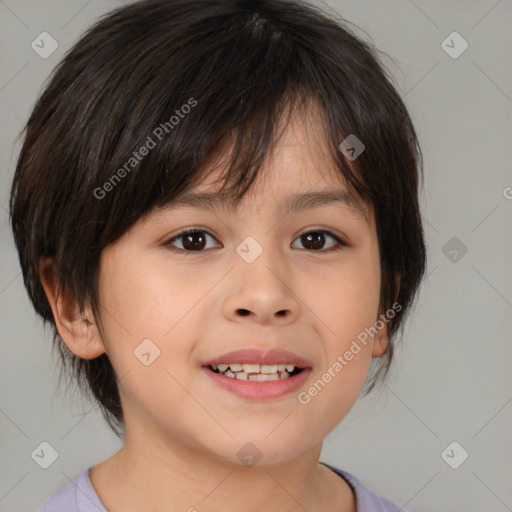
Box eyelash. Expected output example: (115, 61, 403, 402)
(164, 227, 348, 255)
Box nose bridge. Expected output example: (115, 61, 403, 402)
(236, 233, 284, 292)
(222, 232, 299, 324)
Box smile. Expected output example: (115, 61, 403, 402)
(201, 347, 312, 399)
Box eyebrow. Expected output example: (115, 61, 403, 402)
(162, 189, 369, 223)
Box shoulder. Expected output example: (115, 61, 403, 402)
(321, 462, 408, 512)
(37, 467, 107, 512)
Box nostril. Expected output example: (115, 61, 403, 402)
(237, 309, 250, 316)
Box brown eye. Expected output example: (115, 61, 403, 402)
(166, 229, 219, 254)
(300, 232, 325, 250)
(292, 230, 347, 252)
(181, 231, 207, 251)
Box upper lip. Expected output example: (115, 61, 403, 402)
(202, 348, 312, 368)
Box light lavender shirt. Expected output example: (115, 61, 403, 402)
(38, 462, 408, 512)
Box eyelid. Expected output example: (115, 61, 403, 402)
(296, 226, 348, 244)
(164, 226, 220, 249)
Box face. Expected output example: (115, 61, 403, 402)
(92, 104, 388, 466)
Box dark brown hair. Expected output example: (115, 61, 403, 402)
(9, 0, 426, 438)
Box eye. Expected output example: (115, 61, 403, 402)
(291, 229, 347, 252)
(165, 228, 220, 254)
(164, 227, 347, 255)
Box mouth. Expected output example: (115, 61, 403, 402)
(201, 348, 312, 400)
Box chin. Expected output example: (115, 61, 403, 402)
(207, 435, 313, 470)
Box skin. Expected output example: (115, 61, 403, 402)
(40, 99, 389, 512)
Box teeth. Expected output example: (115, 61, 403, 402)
(208, 363, 298, 373)
(243, 363, 261, 374)
(248, 373, 280, 381)
(208, 360, 302, 384)
(209, 362, 297, 381)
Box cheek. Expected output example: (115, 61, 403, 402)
(95, 255, 207, 423)
(98, 250, 203, 336)
(96, 249, 208, 380)
(305, 247, 381, 347)
(297, 245, 380, 413)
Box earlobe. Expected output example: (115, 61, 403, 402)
(371, 307, 390, 357)
(39, 257, 106, 359)
(372, 275, 400, 357)
(371, 327, 388, 357)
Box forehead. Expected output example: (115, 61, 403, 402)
(157, 97, 372, 224)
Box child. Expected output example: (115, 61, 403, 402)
(9, 0, 426, 510)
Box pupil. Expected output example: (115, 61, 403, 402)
(303, 232, 324, 250)
(184, 232, 205, 250)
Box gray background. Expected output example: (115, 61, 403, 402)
(1, 1, 511, 511)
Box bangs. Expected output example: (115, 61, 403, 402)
(89, 17, 372, 246)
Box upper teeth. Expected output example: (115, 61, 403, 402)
(213, 363, 296, 374)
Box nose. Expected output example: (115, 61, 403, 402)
(222, 248, 300, 326)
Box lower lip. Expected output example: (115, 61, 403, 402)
(202, 367, 312, 400)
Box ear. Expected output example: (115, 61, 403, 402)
(39, 257, 106, 359)
(371, 319, 389, 357)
